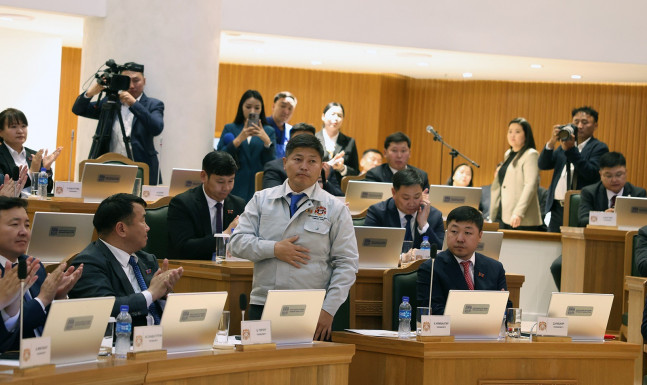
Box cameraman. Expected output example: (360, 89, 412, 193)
(72, 62, 164, 185)
(538, 106, 609, 233)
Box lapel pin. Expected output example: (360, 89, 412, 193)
(145, 269, 152, 274)
(227, 209, 233, 214)
(478, 272, 485, 278)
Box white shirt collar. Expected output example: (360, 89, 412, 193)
(453, 252, 476, 267)
(6, 145, 25, 158)
(396, 207, 417, 223)
(606, 187, 624, 202)
(322, 130, 339, 155)
(389, 164, 406, 176)
(577, 136, 592, 151)
(0, 254, 14, 268)
(202, 185, 224, 207)
(100, 239, 134, 268)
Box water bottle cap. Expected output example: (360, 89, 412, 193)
(422, 236, 429, 241)
(120, 305, 129, 312)
(40, 167, 46, 172)
(402, 296, 409, 302)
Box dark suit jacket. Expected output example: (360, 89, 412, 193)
(416, 250, 510, 314)
(364, 197, 444, 249)
(633, 226, 647, 277)
(72, 92, 164, 185)
(537, 136, 609, 213)
(0, 144, 53, 193)
(68, 241, 161, 327)
(167, 185, 246, 260)
(0, 257, 48, 353)
(262, 157, 344, 196)
(364, 164, 430, 190)
(578, 181, 646, 226)
(315, 130, 360, 177)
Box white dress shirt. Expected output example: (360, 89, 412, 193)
(607, 187, 624, 208)
(6, 145, 32, 196)
(396, 208, 430, 236)
(552, 137, 591, 200)
(0, 255, 45, 332)
(110, 95, 142, 156)
(99, 239, 153, 307)
(453, 253, 476, 284)
(203, 186, 224, 233)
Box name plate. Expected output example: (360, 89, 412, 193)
(141, 185, 169, 201)
(133, 325, 163, 352)
(241, 320, 272, 345)
(536, 316, 568, 336)
(420, 315, 450, 336)
(462, 304, 490, 315)
(589, 211, 616, 226)
(20, 336, 51, 368)
(54, 181, 82, 198)
(566, 305, 594, 316)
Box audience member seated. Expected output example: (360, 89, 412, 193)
(365, 132, 429, 189)
(365, 169, 443, 250)
(263, 123, 343, 196)
(359, 148, 383, 175)
(267, 91, 297, 158)
(0, 108, 61, 196)
(217, 89, 276, 202)
(446, 163, 473, 187)
(0, 197, 82, 353)
(416, 206, 511, 314)
(316, 102, 360, 180)
(167, 151, 245, 260)
(578, 151, 646, 226)
(636, 225, 647, 277)
(69, 194, 183, 327)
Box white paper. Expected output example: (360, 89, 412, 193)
(588, 211, 616, 226)
(141, 185, 169, 201)
(54, 181, 82, 198)
(536, 317, 568, 337)
(241, 320, 272, 345)
(133, 325, 163, 352)
(20, 336, 51, 368)
(345, 329, 403, 337)
(420, 315, 450, 336)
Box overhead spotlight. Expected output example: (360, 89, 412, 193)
(571, 74, 582, 79)
(530, 64, 542, 69)
(462, 72, 473, 78)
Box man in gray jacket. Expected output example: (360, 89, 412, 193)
(229, 134, 358, 341)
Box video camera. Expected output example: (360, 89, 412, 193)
(94, 59, 132, 93)
(557, 123, 578, 142)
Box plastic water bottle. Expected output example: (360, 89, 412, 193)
(37, 168, 48, 199)
(114, 305, 132, 359)
(419, 236, 431, 259)
(398, 296, 412, 339)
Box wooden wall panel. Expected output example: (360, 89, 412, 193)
(55, 47, 81, 182)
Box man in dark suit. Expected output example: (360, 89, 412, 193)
(636, 226, 647, 277)
(538, 106, 609, 232)
(69, 194, 182, 327)
(0, 197, 82, 352)
(578, 152, 646, 226)
(417, 206, 510, 314)
(365, 132, 429, 189)
(72, 62, 164, 185)
(263, 123, 343, 196)
(168, 151, 246, 260)
(365, 168, 444, 249)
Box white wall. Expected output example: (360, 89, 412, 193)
(0, 28, 61, 163)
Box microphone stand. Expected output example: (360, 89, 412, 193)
(426, 127, 480, 180)
(427, 245, 438, 313)
(68, 129, 75, 182)
(18, 258, 27, 354)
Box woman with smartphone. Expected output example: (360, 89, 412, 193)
(490, 117, 543, 230)
(315, 102, 360, 185)
(217, 90, 276, 202)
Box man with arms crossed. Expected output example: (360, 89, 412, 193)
(416, 206, 510, 314)
(230, 134, 358, 341)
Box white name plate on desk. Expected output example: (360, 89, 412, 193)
(20, 336, 51, 368)
(420, 315, 451, 336)
(240, 320, 272, 345)
(54, 181, 82, 198)
(133, 325, 163, 352)
(536, 316, 568, 337)
(141, 185, 169, 201)
(589, 211, 616, 227)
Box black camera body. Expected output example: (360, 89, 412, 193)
(94, 59, 131, 92)
(557, 123, 578, 142)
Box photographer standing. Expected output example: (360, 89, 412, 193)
(72, 62, 164, 185)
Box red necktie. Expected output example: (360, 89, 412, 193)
(460, 260, 474, 290)
(610, 195, 617, 209)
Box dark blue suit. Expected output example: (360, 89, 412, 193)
(365, 164, 430, 190)
(364, 197, 444, 250)
(72, 92, 164, 185)
(0, 256, 48, 353)
(262, 157, 344, 196)
(416, 250, 510, 315)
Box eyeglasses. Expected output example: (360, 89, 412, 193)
(601, 171, 626, 180)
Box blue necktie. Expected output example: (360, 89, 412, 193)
(288, 193, 306, 217)
(128, 256, 161, 325)
(404, 214, 413, 242)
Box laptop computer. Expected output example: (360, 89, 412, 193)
(441, 231, 503, 260)
(261, 289, 326, 345)
(160, 292, 228, 352)
(27, 212, 95, 263)
(443, 290, 509, 340)
(168, 168, 202, 196)
(428, 185, 481, 218)
(354, 226, 405, 268)
(41, 296, 115, 365)
(345, 180, 392, 216)
(615, 196, 647, 230)
(81, 163, 138, 203)
(546, 292, 614, 341)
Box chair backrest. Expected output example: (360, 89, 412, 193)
(79, 152, 150, 186)
(255, 171, 264, 192)
(341, 175, 365, 195)
(46, 253, 79, 273)
(351, 208, 367, 226)
(382, 259, 425, 331)
(563, 190, 582, 227)
(143, 196, 172, 259)
(624, 230, 640, 277)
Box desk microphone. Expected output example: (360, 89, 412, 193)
(18, 258, 27, 352)
(239, 293, 247, 321)
(11, 166, 19, 197)
(427, 244, 438, 311)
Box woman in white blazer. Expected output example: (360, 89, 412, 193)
(490, 118, 543, 230)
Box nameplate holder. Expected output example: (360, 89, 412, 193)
(127, 349, 167, 360)
(240, 320, 272, 345)
(141, 185, 169, 201)
(419, 315, 451, 337)
(589, 211, 616, 227)
(132, 325, 163, 353)
(54, 181, 82, 198)
(18, 336, 51, 370)
(535, 316, 568, 337)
